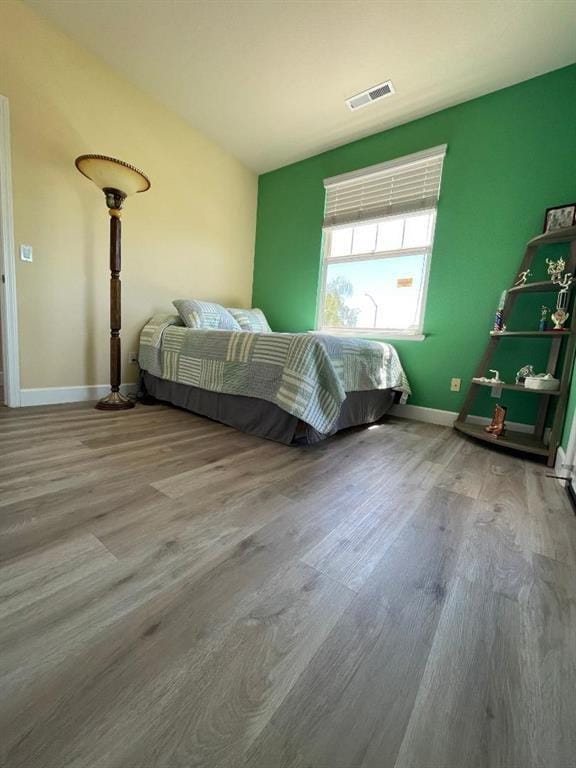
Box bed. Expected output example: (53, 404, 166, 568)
(138, 314, 410, 445)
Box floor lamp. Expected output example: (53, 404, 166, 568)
(75, 154, 150, 411)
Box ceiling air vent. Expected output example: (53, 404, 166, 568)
(346, 80, 395, 111)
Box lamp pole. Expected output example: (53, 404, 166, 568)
(101, 189, 128, 410)
(75, 155, 150, 411)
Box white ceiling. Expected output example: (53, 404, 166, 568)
(27, 0, 576, 173)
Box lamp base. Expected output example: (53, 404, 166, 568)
(95, 391, 135, 411)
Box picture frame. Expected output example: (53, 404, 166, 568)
(543, 203, 576, 233)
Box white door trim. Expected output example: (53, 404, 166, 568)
(559, 409, 576, 492)
(0, 94, 20, 407)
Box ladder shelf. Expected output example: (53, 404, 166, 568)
(455, 227, 576, 467)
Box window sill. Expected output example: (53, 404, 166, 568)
(311, 329, 426, 342)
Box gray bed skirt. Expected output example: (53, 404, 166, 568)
(141, 371, 397, 445)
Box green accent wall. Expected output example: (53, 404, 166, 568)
(253, 64, 576, 439)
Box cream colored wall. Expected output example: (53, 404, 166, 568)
(0, 0, 257, 390)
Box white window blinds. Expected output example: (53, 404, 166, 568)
(323, 145, 447, 229)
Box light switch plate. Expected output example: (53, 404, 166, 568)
(20, 244, 33, 262)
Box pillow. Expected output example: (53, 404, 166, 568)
(173, 299, 241, 330)
(227, 307, 272, 333)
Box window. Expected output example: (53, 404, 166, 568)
(317, 145, 446, 338)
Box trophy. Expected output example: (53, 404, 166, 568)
(539, 306, 549, 331)
(546, 257, 566, 284)
(551, 284, 571, 330)
(546, 258, 573, 292)
(551, 306, 569, 330)
(545, 260, 574, 330)
(493, 290, 507, 331)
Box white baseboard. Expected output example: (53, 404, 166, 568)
(389, 404, 456, 427)
(19, 383, 137, 407)
(553, 445, 576, 492)
(390, 403, 534, 434)
(555, 445, 567, 484)
(13, 388, 538, 436)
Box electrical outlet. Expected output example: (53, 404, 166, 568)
(450, 377, 461, 392)
(128, 352, 138, 364)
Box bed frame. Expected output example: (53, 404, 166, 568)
(140, 371, 397, 445)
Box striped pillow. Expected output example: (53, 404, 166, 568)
(227, 307, 272, 333)
(173, 299, 241, 330)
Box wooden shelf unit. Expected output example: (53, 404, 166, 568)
(489, 330, 569, 337)
(455, 227, 576, 466)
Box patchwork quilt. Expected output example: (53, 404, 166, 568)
(139, 315, 411, 434)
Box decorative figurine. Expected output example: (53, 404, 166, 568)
(493, 290, 507, 331)
(485, 404, 507, 438)
(515, 365, 535, 385)
(514, 269, 531, 287)
(473, 369, 504, 385)
(539, 306, 550, 332)
(546, 257, 567, 284)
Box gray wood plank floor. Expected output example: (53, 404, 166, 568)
(1, 402, 575, 768)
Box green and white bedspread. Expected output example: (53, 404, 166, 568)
(139, 315, 410, 435)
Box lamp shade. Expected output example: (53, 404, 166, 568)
(75, 154, 151, 196)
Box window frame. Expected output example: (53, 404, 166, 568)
(315, 209, 437, 341)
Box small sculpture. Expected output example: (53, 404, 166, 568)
(516, 365, 535, 385)
(485, 404, 507, 438)
(514, 270, 531, 287)
(539, 306, 550, 332)
(473, 369, 504, 385)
